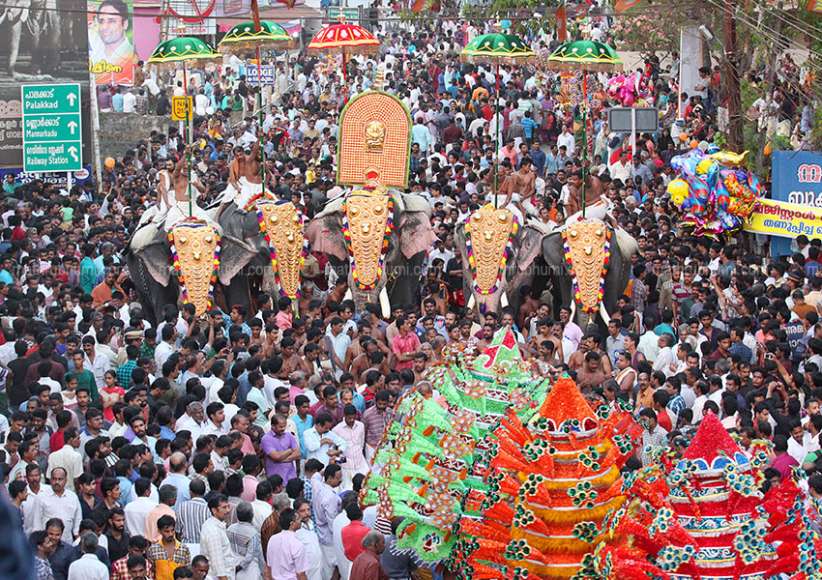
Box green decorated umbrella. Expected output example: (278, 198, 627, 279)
(218, 20, 293, 53)
(546, 39, 622, 72)
(148, 37, 222, 217)
(461, 32, 535, 203)
(547, 40, 621, 218)
(219, 17, 294, 192)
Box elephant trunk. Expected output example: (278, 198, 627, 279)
(468, 289, 507, 315)
(347, 273, 390, 318)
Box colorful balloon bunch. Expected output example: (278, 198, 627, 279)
(606, 72, 651, 107)
(666, 147, 763, 237)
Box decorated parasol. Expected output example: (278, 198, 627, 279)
(148, 36, 223, 216)
(547, 40, 622, 217)
(218, 13, 294, 192)
(461, 32, 534, 203)
(307, 18, 380, 81)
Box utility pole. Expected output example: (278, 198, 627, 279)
(723, 0, 743, 151)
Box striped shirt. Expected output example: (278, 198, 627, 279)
(177, 497, 210, 544)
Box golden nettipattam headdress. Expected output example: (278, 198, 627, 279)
(337, 91, 412, 188)
(255, 200, 307, 300)
(562, 219, 611, 315)
(168, 219, 221, 315)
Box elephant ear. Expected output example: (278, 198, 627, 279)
(305, 214, 347, 262)
(312, 196, 345, 221)
(127, 224, 172, 287)
(516, 224, 548, 274)
(614, 227, 639, 262)
(218, 234, 260, 286)
(399, 211, 437, 259)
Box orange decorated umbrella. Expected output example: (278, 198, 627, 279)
(307, 18, 380, 81)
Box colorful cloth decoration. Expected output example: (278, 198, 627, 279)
(362, 327, 550, 563)
(667, 149, 763, 237)
(449, 375, 641, 579)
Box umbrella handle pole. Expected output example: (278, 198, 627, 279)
(493, 60, 500, 207)
(581, 71, 587, 219)
(256, 45, 266, 192)
(183, 61, 192, 218)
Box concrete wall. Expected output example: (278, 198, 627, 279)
(98, 113, 174, 159)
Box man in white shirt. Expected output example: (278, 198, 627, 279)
(122, 90, 137, 113)
(652, 334, 677, 378)
(67, 533, 109, 580)
(124, 478, 157, 537)
(154, 325, 176, 370)
(557, 126, 576, 157)
(303, 413, 347, 466)
(35, 467, 82, 543)
(47, 428, 84, 492)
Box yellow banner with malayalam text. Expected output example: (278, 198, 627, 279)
(744, 198, 822, 240)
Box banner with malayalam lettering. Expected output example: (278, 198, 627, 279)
(744, 198, 822, 240)
(88, 0, 136, 86)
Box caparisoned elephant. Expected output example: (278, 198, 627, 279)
(215, 200, 307, 313)
(541, 218, 638, 328)
(454, 203, 551, 314)
(306, 187, 436, 315)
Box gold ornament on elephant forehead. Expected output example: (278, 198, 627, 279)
(563, 220, 610, 314)
(345, 189, 392, 289)
(365, 120, 386, 152)
(467, 204, 516, 295)
(170, 221, 221, 316)
(257, 201, 305, 300)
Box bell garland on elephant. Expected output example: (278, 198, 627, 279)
(254, 200, 309, 301)
(666, 147, 763, 238)
(167, 219, 222, 316)
(449, 375, 643, 580)
(360, 327, 550, 564)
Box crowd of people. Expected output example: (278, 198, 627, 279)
(0, 10, 819, 580)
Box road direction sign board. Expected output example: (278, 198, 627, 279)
(21, 83, 83, 173)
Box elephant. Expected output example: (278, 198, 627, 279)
(454, 203, 552, 314)
(540, 219, 639, 328)
(124, 206, 253, 326)
(214, 200, 289, 314)
(305, 188, 437, 315)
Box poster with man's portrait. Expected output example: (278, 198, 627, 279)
(0, 0, 89, 85)
(88, 0, 135, 86)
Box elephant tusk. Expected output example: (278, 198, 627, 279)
(569, 298, 576, 325)
(344, 287, 353, 301)
(467, 293, 476, 311)
(599, 301, 611, 325)
(379, 287, 390, 319)
(501, 291, 509, 309)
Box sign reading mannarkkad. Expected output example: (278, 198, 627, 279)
(744, 197, 822, 240)
(21, 83, 83, 173)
